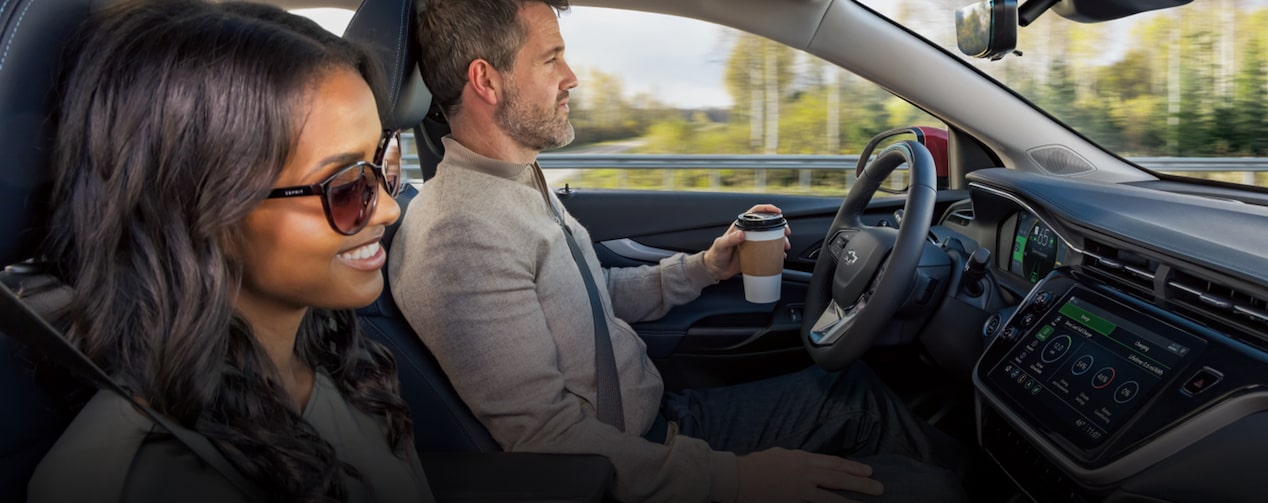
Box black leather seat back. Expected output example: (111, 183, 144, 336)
(0, 0, 99, 500)
(344, 0, 431, 132)
(0, 0, 94, 266)
(344, 0, 499, 454)
(356, 186, 499, 453)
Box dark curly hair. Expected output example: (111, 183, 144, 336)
(48, 1, 412, 500)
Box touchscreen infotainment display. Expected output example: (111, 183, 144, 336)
(987, 288, 1205, 449)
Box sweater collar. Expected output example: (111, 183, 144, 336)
(441, 136, 533, 180)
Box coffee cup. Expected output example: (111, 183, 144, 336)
(735, 212, 787, 303)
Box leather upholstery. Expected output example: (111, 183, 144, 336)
(345, 0, 499, 454)
(358, 185, 500, 453)
(0, 0, 95, 266)
(0, 1, 99, 499)
(344, 0, 431, 130)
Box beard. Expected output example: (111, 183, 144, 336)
(495, 78, 575, 152)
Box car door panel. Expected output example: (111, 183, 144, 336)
(559, 188, 966, 387)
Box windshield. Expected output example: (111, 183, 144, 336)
(858, 0, 1268, 189)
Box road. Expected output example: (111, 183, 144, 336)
(542, 139, 645, 187)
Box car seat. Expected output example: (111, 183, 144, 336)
(0, 1, 496, 500)
(0, 0, 98, 500)
(343, 0, 500, 454)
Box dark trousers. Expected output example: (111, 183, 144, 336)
(661, 362, 967, 502)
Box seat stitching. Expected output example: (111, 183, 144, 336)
(0, 0, 33, 74)
(388, 0, 407, 115)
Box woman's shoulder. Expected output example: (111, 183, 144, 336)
(28, 391, 150, 502)
(28, 391, 245, 503)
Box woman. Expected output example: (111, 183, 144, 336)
(28, 1, 429, 502)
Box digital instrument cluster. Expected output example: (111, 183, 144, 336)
(1009, 212, 1068, 283)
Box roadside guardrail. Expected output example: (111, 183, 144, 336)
(398, 139, 1267, 190)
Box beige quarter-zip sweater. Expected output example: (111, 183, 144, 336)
(389, 137, 738, 502)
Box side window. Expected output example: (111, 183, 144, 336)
(554, 7, 944, 194)
(291, 8, 354, 35)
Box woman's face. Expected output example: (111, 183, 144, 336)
(236, 67, 400, 316)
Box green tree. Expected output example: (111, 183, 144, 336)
(723, 34, 797, 153)
(1231, 38, 1268, 155)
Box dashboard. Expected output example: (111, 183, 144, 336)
(952, 168, 1268, 502)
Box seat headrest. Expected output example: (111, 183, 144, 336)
(344, 0, 431, 131)
(0, 0, 96, 266)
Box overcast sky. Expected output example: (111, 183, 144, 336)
(557, 8, 734, 108)
(293, 6, 736, 108)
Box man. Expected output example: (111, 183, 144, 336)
(391, 0, 965, 501)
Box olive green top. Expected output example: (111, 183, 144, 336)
(28, 371, 432, 503)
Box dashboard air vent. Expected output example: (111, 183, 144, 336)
(1082, 239, 1158, 298)
(946, 207, 975, 227)
(1166, 269, 1268, 349)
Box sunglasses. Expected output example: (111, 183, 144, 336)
(267, 129, 403, 236)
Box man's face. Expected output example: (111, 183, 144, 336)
(495, 2, 577, 151)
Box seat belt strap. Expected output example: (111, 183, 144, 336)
(0, 281, 266, 500)
(557, 218, 626, 432)
(535, 164, 625, 432)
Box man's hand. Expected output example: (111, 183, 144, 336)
(703, 204, 791, 281)
(736, 447, 883, 503)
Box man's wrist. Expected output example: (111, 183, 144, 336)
(702, 251, 726, 281)
(684, 252, 721, 289)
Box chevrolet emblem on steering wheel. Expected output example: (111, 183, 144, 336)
(844, 249, 859, 266)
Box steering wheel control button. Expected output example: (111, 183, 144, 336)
(1181, 367, 1223, 397)
(1092, 367, 1116, 389)
(830, 235, 847, 254)
(1114, 381, 1140, 404)
(1070, 355, 1094, 376)
(828, 232, 855, 257)
(1041, 334, 1072, 363)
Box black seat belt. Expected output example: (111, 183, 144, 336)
(536, 164, 625, 432)
(0, 279, 266, 500)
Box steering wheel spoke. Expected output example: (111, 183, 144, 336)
(809, 297, 868, 346)
(802, 140, 939, 371)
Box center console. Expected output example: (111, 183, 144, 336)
(981, 280, 1206, 454)
(973, 269, 1268, 501)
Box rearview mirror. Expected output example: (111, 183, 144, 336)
(955, 0, 1017, 61)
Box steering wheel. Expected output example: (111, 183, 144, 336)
(802, 141, 938, 371)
